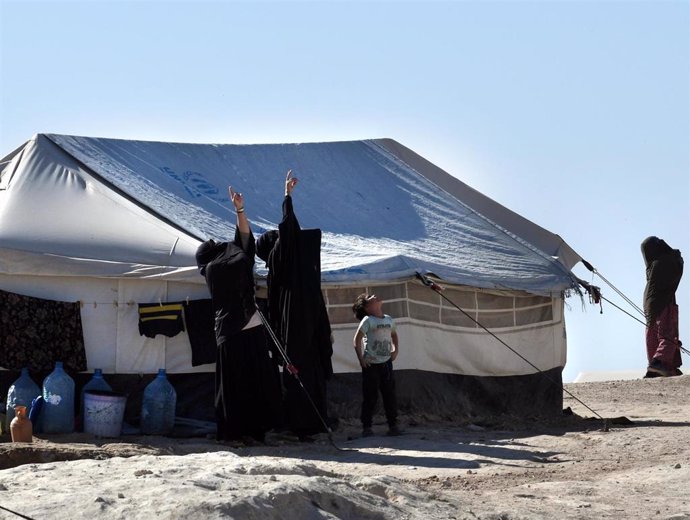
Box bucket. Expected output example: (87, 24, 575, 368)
(83, 390, 127, 437)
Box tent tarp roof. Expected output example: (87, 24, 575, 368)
(0, 134, 581, 294)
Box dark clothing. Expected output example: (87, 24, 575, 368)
(202, 229, 259, 344)
(138, 302, 185, 338)
(0, 289, 87, 373)
(641, 236, 683, 372)
(197, 229, 281, 441)
(361, 360, 397, 429)
(641, 236, 683, 324)
(182, 299, 216, 366)
(215, 325, 282, 441)
(263, 195, 334, 435)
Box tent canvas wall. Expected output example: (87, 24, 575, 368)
(0, 134, 582, 420)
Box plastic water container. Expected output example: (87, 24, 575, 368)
(140, 369, 177, 435)
(41, 361, 75, 434)
(84, 390, 127, 437)
(80, 369, 112, 418)
(29, 395, 44, 432)
(5, 368, 41, 431)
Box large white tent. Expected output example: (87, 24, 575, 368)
(0, 134, 583, 418)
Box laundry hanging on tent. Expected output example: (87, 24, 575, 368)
(182, 299, 216, 366)
(0, 289, 87, 372)
(138, 302, 185, 338)
(138, 300, 217, 366)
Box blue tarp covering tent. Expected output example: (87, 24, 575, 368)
(1, 134, 580, 293)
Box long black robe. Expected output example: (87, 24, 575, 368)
(264, 195, 333, 436)
(641, 236, 684, 324)
(197, 229, 282, 441)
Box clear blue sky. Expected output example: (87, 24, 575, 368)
(1, 0, 688, 382)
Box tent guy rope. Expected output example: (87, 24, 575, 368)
(579, 260, 690, 357)
(581, 259, 645, 316)
(0, 504, 37, 520)
(415, 272, 608, 424)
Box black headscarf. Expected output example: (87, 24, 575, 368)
(196, 239, 226, 276)
(195, 230, 258, 338)
(641, 236, 683, 324)
(256, 230, 279, 264)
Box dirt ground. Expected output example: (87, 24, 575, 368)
(1, 375, 689, 519)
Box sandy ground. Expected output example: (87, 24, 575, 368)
(1, 375, 689, 520)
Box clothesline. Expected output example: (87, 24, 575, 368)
(78, 297, 195, 308)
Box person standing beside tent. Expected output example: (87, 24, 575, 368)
(256, 170, 334, 441)
(352, 293, 401, 437)
(195, 187, 282, 444)
(641, 236, 684, 377)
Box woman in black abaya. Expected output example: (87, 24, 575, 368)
(196, 187, 282, 443)
(256, 171, 334, 441)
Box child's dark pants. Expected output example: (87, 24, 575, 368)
(361, 359, 397, 428)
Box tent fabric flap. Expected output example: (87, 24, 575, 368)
(0, 135, 202, 281)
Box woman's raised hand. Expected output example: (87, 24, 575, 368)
(285, 169, 298, 196)
(228, 186, 244, 211)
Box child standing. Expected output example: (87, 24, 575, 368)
(352, 293, 401, 437)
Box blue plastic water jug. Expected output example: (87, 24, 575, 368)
(29, 396, 44, 431)
(80, 368, 113, 417)
(140, 369, 177, 435)
(5, 368, 41, 431)
(41, 361, 75, 434)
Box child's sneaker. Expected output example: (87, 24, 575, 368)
(362, 427, 374, 437)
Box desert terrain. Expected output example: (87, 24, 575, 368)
(1, 375, 689, 519)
